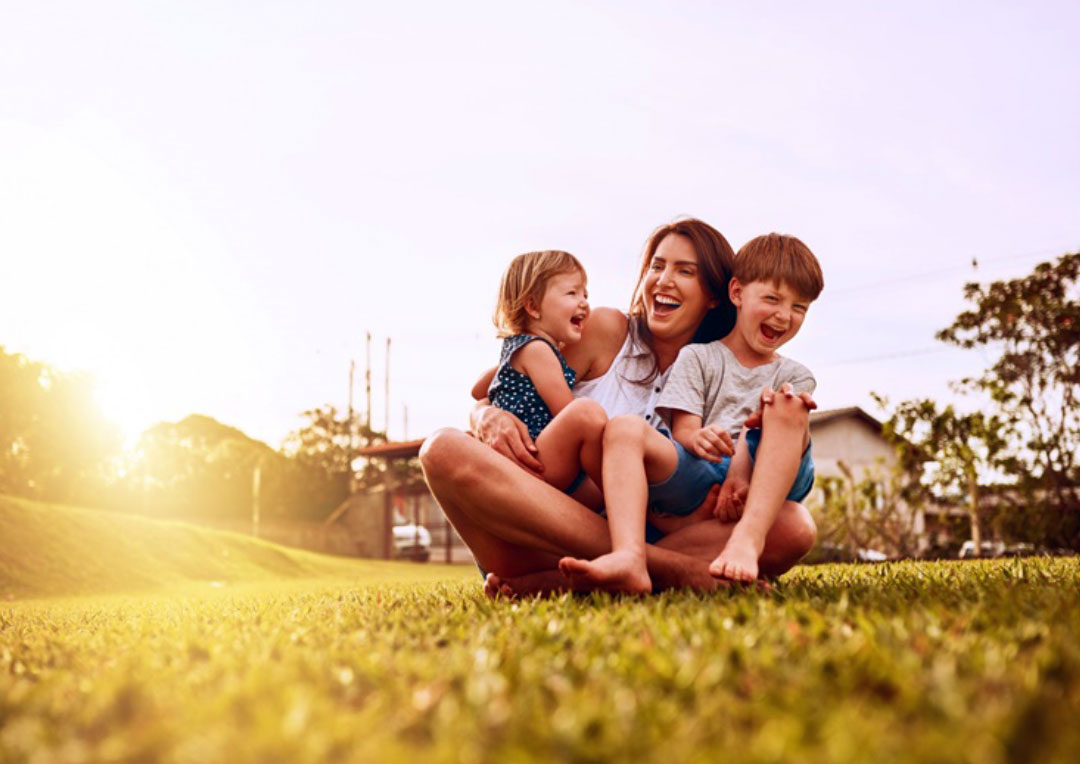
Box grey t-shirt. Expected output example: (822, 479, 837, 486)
(656, 341, 816, 440)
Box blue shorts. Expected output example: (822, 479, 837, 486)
(646, 428, 815, 517)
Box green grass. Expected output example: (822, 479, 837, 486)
(0, 494, 467, 598)
(1, 497, 1078, 762)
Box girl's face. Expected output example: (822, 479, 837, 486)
(528, 269, 590, 346)
(642, 234, 717, 342)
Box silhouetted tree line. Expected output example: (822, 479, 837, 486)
(0, 347, 415, 523)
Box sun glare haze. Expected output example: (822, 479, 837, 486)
(1, 0, 1077, 447)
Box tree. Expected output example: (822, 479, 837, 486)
(0, 346, 120, 503)
(283, 404, 390, 486)
(879, 397, 1012, 556)
(813, 458, 924, 559)
(937, 251, 1080, 548)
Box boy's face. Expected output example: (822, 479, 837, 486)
(729, 278, 812, 359)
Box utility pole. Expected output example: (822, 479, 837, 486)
(403, 403, 408, 440)
(251, 457, 262, 538)
(364, 331, 373, 432)
(348, 359, 356, 457)
(385, 336, 391, 438)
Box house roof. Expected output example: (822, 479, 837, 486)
(354, 437, 426, 460)
(809, 406, 884, 432)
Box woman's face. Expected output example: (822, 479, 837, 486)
(642, 233, 717, 341)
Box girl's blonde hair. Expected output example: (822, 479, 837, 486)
(494, 250, 586, 337)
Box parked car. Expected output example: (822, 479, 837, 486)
(958, 540, 1005, 559)
(805, 542, 888, 564)
(393, 523, 431, 562)
(856, 548, 888, 562)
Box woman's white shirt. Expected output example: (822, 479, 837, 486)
(572, 331, 670, 429)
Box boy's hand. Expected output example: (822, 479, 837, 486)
(743, 385, 818, 428)
(691, 425, 734, 462)
(714, 476, 749, 523)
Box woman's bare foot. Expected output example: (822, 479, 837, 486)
(482, 570, 575, 599)
(707, 536, 760, 582)
(558, 550, 652, 594)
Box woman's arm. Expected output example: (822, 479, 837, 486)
(561, 307, 628, 381)
(469, 401, 544, 476)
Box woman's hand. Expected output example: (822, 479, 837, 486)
(472, 405, 545, 477)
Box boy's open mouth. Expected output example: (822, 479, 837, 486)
(570, 314, 585, 328)
(760, 324, 783, 341)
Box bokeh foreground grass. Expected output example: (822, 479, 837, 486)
(3, 553, 1078, 763)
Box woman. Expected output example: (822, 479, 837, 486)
(420, 219, 817, 594)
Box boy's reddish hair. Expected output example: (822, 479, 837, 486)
(734, 233, 824, 300)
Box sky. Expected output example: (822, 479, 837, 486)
(2, 0, 1078, 448)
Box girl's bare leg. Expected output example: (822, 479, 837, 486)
(709, 393, 810, 582)
(557, 416, 679, 593)
(534, 398, 607, 492)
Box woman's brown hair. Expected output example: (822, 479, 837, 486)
(627, 218, 737, 382)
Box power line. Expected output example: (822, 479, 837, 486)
(820, 346, 957, 367)
(828, 244, 1075, 299)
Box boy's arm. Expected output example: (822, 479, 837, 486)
(515, 341, 575, 415)
(669, 410, 734, 463)
(715, 434, 751, 522)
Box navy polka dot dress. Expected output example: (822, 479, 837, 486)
(488, 335, 576, 440)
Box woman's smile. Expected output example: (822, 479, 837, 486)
(644, 234, 715, 339)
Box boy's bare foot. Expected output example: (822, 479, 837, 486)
(558, 550, 652, 594)
(482, 570, 574, 599)
(708, 537, 760, 582)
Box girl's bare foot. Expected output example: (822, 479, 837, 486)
(708, 537, 760, 582)
(558, 550, 652, 594)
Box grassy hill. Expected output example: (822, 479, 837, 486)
(0, 494, 467, 599)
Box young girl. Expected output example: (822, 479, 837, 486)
(473, 250, 608, 504)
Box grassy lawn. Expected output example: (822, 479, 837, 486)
(1, 497, 1078, 762)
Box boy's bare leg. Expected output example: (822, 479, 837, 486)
(710, 394, 809, 582)
(558, 415, 679, 593)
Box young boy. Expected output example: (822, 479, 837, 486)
(559, 233, 823, 592)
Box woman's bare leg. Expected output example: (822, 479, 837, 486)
(419, 428, 815, 594)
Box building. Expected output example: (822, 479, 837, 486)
(325, 438, 474, 563)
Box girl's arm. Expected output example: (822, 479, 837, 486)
(513, 341, 575, 415)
